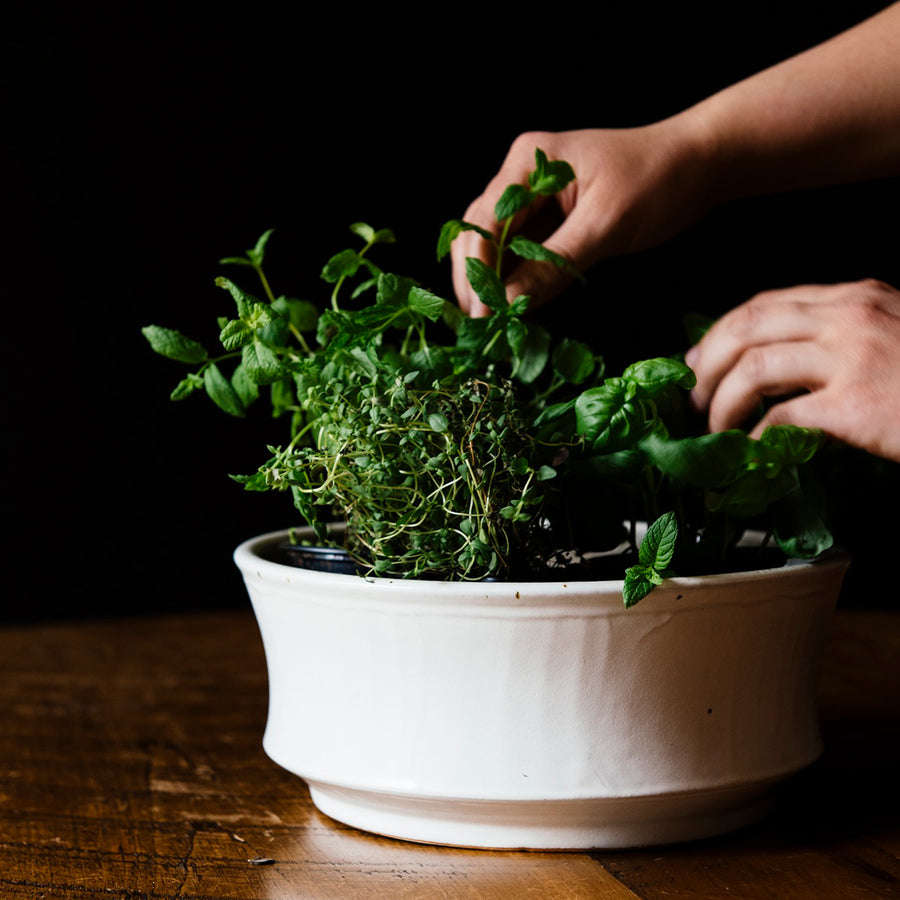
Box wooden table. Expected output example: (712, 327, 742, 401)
(1, 607, 897, 899)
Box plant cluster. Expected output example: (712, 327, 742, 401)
(144, 150, 834, 604)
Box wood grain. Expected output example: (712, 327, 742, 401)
(0, 609, 896, 898)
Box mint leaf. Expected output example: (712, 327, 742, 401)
(247, 229, 274, 267)
(507, 235, 582, 279)
(350, 222, 395, 245)
(170, 373, 203, 401)
(436, 219, 494, 260)
(142, 325, 208, 364)
(218, 256, 253, 267)
(623, 566, 658, 609)
(528, 148, 576, 195)
(242, 340, 283, 385)
(408, 286, 446, 321)
(638, 511, 678, 570)
(204, 363, 245, 417)
(508, 321, 551, 384)
(219, 318, 254, 350)
(494, 184, 534, 222)
(465, 257, 508, 313)
(321, 248, 362, 283)
(231, 363, 259, 408)
(272, 297, 319, 332)
(215, 276, 257, 316)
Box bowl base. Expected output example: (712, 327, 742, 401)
(306, 778, 780, 850)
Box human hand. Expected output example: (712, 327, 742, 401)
(686, 279, 900, 462)
(452, 124, 709, 316)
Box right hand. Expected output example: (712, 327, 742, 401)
(452, 123, 710, 316)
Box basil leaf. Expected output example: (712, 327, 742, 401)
(641, 430, 755, 488)
(624, 357, 696, 395)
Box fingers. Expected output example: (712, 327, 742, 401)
(452, 180, 595, 316)
(687, 284, 837, 412)
(704, 340, 831, 433)
(686, 279, 900, 462)
(452, 223, 496, 317)
(453, 137, 548, 316)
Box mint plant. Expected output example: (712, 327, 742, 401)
(144, 148, 835, 603)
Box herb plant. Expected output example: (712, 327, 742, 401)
(144, 149, 834, 604)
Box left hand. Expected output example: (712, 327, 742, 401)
(685, 278, 900, 462)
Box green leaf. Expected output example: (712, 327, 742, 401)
(758, 425, 823, 466)
(272, 297, 319, 332)
(408, 286, 446, 321)
(428, 413, 448, 433)
(528, 148, 576, 196)
(218, 256, 253, 267)
(372, 227, 396, 245)
(552, 339, 597, 385)
(623, 566, 658, 609)
(638, 512, 678, 570)
(575, 380, 647, 451)
(624, 357, 696, 395)
(494, 184, 533, 222)
(507, 235, 582, 279)
(436, 219, 494, 260)
(142, 325, 208, 364)
(247, 229, 274, 267)
(465, 257, 508, 313)
(707, 467, 798, 518)
(269, 378, 293, 418)
(508, 321, 551, 384)
(350, 222, 376, 243)
(170, 373, 203, 401)
(232, 363, 259, 408)
(219, 318, 254, 350)
(242, 340, 284, 385)
(350, 222, 395, 245)
(683, 312, 715, 345)
(770, 469, 834, 558)
(215, 276, 257, 316)
(640, 430, 755, 488)
(321, 248, 362, 283)
(203, 363, 245, 417)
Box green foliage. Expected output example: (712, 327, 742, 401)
(624, 512, 678, 609)
(143, 149, 838, 604)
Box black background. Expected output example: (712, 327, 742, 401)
(6, 2, 899, 621)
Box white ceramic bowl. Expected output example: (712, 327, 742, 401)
(235, 528, 848, 849)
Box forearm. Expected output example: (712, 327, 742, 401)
(673, 2, 900, 208)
